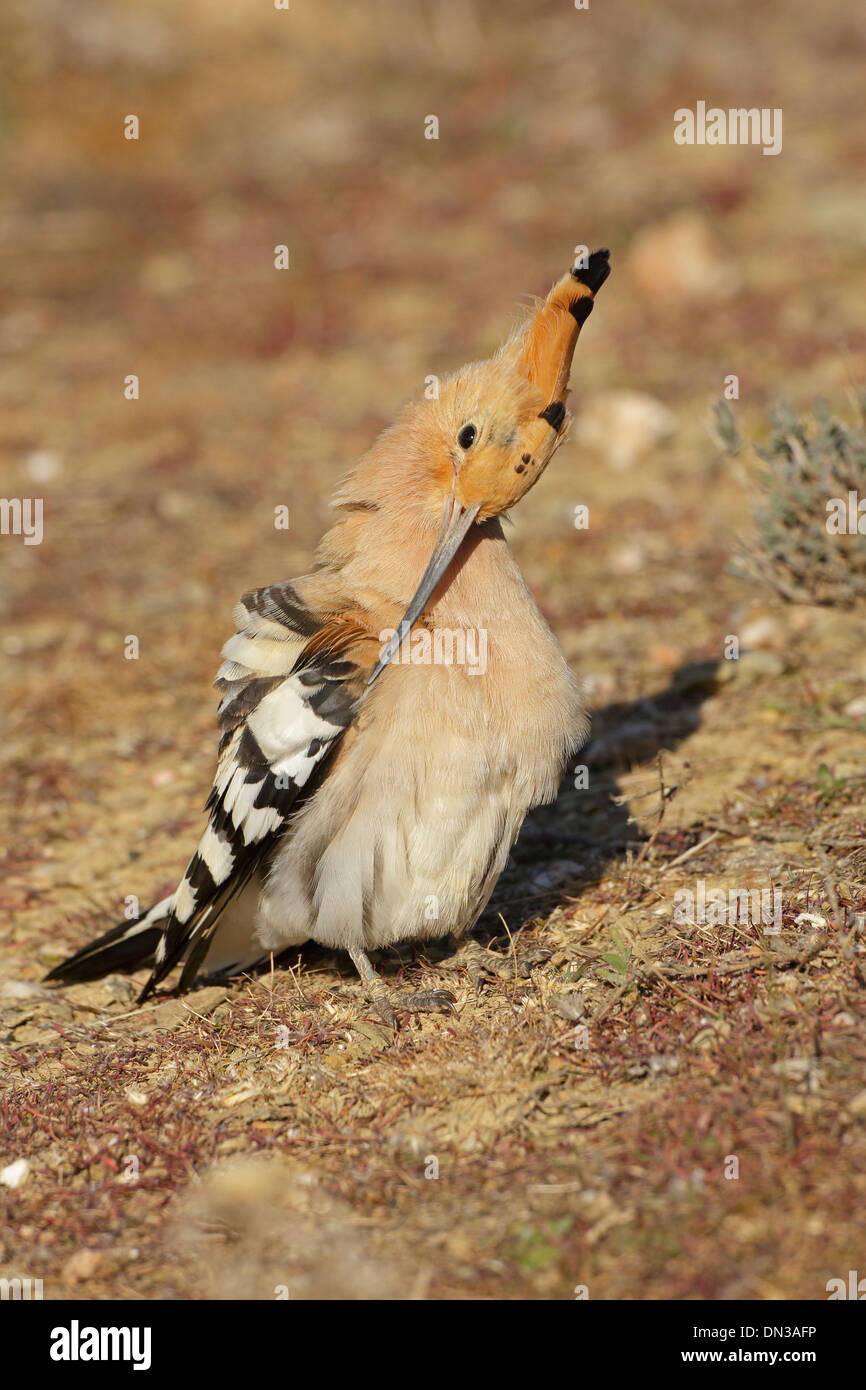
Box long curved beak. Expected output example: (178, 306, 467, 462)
(367, 494, 481, 687)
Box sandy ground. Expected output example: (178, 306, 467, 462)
(1, 0, 865, 1299)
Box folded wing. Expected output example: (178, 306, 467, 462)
(138, 581, 368, 1000)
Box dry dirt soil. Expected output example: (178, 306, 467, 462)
(1, 0, 865, 1299)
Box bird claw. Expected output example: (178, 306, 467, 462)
(350, 948, 455, 1026)
(467, 959, 509, 992)
(443, 939, 511, 991)
(393, 988, 456, 1014)
(368, 987, 455, 1028)
(371, 994, 398, 1028)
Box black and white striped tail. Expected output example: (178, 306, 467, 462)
(45, 580, 364, 1001)
(44, 896, 172, 985)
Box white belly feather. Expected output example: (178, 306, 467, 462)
(254, 616, 586, 955)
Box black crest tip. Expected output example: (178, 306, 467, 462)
(571, 247, 611, 294)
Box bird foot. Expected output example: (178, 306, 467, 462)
(394, 988, 456, 1013)
(367, 986, 455, 1029)
(349, 947, 455, 1028)
(442, 938, 512, 992)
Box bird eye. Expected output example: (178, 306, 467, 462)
(457, 424, 477, 449)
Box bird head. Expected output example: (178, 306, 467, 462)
(367, 247, 611, 684)
(431, 247, 610, 520)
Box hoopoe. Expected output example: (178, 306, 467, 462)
(48, 247, 611, 1025)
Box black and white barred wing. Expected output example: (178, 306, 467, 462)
(139, 583, 362, 999)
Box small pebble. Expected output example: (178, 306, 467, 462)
(1, 1158, 31, 1189)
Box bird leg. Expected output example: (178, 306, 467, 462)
(349, 947, 455, 1028)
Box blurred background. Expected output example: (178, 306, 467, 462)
(2, 0, 865, 871)
(1, 0, 865, 1301)
(1, 0, 864, 739)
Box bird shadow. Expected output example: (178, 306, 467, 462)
(477, 657, 723, 932)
